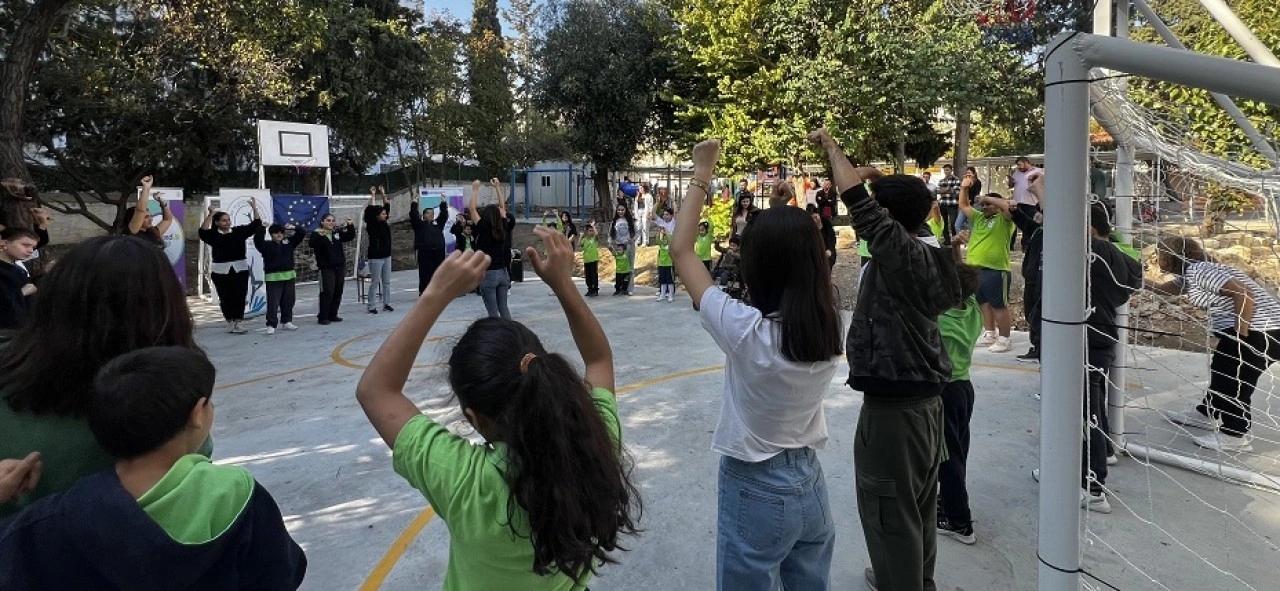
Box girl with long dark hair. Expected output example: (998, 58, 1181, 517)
(199, 200, 263, 334)
(309, 213, 357, 325)
(609, 203, 637, 295)
(356, 228, 639, 589)
(0, 235, 200, 518)
(730, 193, 759, 238)
(125, 175, 175, 249)
(558, 210, 579, 249)
(672, 140, 843, 589)
(469, 179, 516, 319)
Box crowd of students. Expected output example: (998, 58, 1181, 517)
(0, 131, 1276, 591)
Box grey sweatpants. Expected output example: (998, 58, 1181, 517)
(855, 394, 945, 591)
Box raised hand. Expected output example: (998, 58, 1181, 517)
(490, 178, 500, 187)
(472, 179, 481, 191)
(425, 250, 490, 299)
(961, 175, 974, 189)
(692, 139, 722, 174)
(807, 128, 834, 148)
(141, 175, 154, 189)
(207, 205, 217, 214)
(378, 185, 386, 194)
(31, 207, 52, 226)
(0, 452, 41, 504)
(370, 186, 377, 195)
(526, 225, 574, 289)
(344, 216, 354, 225)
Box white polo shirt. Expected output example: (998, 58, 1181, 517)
(698, 286, 838, 462)
(1011, 167, 1043, 206)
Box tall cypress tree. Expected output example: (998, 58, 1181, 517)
(465, 0, 514, 171)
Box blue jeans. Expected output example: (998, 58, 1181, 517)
(366, 257, 391, 309)
(717, 448, 835, 591)
(954, 209, 968, 234)
(480, 269, 511, 320)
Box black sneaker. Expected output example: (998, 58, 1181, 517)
(318, 319, 331, 326)
(331, 317, 344, 323)
(937, 518, 976, 545)
(383, 305, 394, 312)
(1017, 346, 1040, 363)
(368, 308, 378, 314)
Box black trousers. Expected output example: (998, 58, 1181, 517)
(210, 269, 249, 321)
(1199, 329, 1280, 436)
(1025, 279, 1042, 349)
(417, 248, 445, 295)
(938, 380, 976, 526)
(265, 280, 296, 328)
(1085, 345, 1115, 492)
(1013, 203, 1038, 250)
(939, 204, 959, 244)
(614, 272, 630, 294)
(584, 261, 599, 293)
(318, 268, 344, 321)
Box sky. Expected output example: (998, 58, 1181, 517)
(420, 0, 512, 23)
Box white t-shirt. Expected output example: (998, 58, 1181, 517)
(1011, 167, 1043, 206)
(654, 218, 675, 235)
(1178, 262, 1280, 332)
(612, 218, 632, 247)
(698, 286, 838, 462)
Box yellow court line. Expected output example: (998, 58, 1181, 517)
(358, 506, 438, 591)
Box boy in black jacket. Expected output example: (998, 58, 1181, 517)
(811, 129, 962, 591)
(0, 228, 39, 331)
(254, 223, 306, 335)
(409, 195, 449, 294)
(0, 346, 306, 590)
(309, 214, 357, 324)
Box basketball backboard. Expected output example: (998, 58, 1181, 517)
(257, 120, 331, 168)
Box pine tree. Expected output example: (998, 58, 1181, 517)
(465, 0, 514, 171)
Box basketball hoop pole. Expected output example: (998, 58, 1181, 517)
(257, 123, 267, 190)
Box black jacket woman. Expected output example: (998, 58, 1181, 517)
(198, 200, 263, 334)
(308, 213, 356, 325)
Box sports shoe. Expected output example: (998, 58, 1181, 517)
(266, 326, 276, 336)
(331, 317, 344, 323)
(318, 319, 331, 326)
(988, 336, 1012, 353)
(1017, 346, 1040, 363)
(368, 308, 378, 314)
(665, 294, 674, 302)
(1081, 490, 1112, 514)
(937, 518, 976, 545)
(1032, 468, 1040, 482)
(1106, 454, 1119, 466)
(282, 322, 298, 330)
(229, 321, 247, 334)
(976, 331, 997, 347)
(1193, 431, 1253, 452)
(383, 305, 394, 312)
(655, 293, 664, 301)
(1166, 410, 1219, 431)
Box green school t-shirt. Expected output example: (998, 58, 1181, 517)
(656, 234, 673, 267)
(966, 212, 1016, 271)
(581, 236, 599, 264)
(614, 253, 631, 274)
(139, 454, 255, 544)
(695, 234, 714, 261)
(939, 296, 984, 381)
(927, 217, 944, 242)
(393, 387, 621, 591)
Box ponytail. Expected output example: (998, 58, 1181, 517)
(448, 319, 640, 580)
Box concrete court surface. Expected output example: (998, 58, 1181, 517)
(192, 269, 1279, 590)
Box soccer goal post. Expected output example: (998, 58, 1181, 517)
(1040, 32, 1280, 591)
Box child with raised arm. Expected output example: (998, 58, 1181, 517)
(356, 229, 639, 590)
(810, 128, 962, 591)
(673, 140, 843, 590)
(125, 175, 175, 249)
(0, 347, 307, 589)
(581, 222, 601, 297)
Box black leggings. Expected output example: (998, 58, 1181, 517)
(1199, 330, 1280, 436)
(319, 268, 345, 321)
(938, 380, 975, 526)
(210, 269, 249, 321)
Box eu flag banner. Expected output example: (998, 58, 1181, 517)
(273, 195, 330, 231)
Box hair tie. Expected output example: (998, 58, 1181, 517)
(519, 352, 538, 374)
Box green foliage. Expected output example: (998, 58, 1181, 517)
(704, 189, 735, 240)
(536, 0, 672, 208)
(1129, 0, 1280, 169)
(465, 0, 514, 169)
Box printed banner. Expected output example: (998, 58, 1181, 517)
(420, 187, 466, 252)
(211, 189, 274, 316)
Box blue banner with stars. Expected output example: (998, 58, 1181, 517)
(272, 195, 330, 231)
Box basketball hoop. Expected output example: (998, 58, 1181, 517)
(975, 0, 1037, 45)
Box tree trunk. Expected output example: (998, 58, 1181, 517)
(953, 111, 972, 171)
(593, 167, 613, 223)
(0, 0, 76, 184)
(894, 141, 907, 174)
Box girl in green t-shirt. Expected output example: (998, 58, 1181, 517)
(695, 221, 715, 272)
(655, 227, 676, 302)
(581, 223, 600, 297)
(357, 228, 638, 591)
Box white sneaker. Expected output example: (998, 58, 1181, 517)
(1081, 490, 1112, 514)
(1106, 454, 1118, 466)
(1193, 431, 1253, 452)
(976, 331, 997, 347)
(655, 293, 664, 301)
(230, 321, 247, 334)
(1032, 468, 1040, 482)
(988, 336, 1012, 353)
(266, 326, 276, 336)
(1166, 410, 1219, 431)
(282, 322, 299, 331)
(665, 293, 674, 302)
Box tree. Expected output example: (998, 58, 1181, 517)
(500, 0, 568, 168)
(465, 0, 514, 170)
(537, 0, 671, 217)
